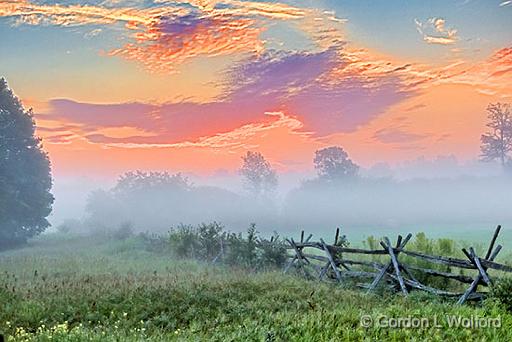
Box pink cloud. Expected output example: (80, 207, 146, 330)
(43, 46, 415, 146)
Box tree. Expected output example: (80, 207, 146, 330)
(480, 102, 512, 167)
(85, 171, 191, 231)
(313, 146, 359, 181)
(239, 151, 277, 196)
(111, 171, 190, 198)
(0, 78, 53, 249)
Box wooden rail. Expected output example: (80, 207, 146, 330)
(284, 225, 510, 304)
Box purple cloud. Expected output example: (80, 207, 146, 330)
(44, 46, 414, 145)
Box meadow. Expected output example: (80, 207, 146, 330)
(1, 231, 512, 341)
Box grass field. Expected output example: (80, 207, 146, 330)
(1, 233, 511, 341)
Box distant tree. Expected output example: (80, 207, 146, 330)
(314, 146, 359, 181)
(0, 78, 53, 249)
(239, 151, 277, 196)
(85, 171, 191, 230)
(480, 103, 512, 167)
(112, 171, 190, 197)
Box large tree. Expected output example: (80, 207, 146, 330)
(314, 146, 359, 181)
(239, 151, 277, 197)
(0, 78, 53, 249)
(480, 102, 512, 167)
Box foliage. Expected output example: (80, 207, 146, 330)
(167, 224, 201, 259)
(197, 221, 224, 260)
(313, 146, 359, 181)
(151, 222, 287, 270)
(480, 102, 512, 166)
(0, 78, 54, 250)
(224, 224, 260, 268)
(112, 222, 135, 241)
(239, 151, 278, 197)
(85, 172, 192, 232)
(257, 232, 288, 269)
(84, 171, 272, 234)
(112, 171, 190, 198)
(56, 219, 85, 235)
(1, 235, 511, 341)
(490, 277, 512, 312)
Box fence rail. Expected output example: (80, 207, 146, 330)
(284, 225, 511, 304)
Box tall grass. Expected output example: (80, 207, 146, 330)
(0, 232, 511, 341)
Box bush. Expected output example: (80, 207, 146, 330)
(161, 222, 287, 270)
(257, 232, 287, 269)
(55, 218, 84, 235)
(490, 277, 512, 312)
(224, 224, 259, 268)
(197, 222, 224, 260)
(168, 224, 200, 259)
(404, 233, 458, 290)
(112, 222, 134, 240)
(139, 232, 171, 253)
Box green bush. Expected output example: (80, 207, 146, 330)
(224, 225, 259, 268)
(490, 277, 512, 312)
(197, 222, 224, 260)
(138, 232, 169, 253)
(168, 224, 200, 259)
(159, 222, 287, 270)
(257, 232, 287, 269)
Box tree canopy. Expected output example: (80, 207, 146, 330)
(239, 151, 277, 197)
(313, 146, 359, 181)
(0, 78, 53, 249)
(480, 102, 512, 167)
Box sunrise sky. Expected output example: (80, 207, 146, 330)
(1, 0, 512, 177)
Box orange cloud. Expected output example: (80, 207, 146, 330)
(1, 0, 341, 73)
(108, 14, 265, 74)
(0, 0, 166, 26)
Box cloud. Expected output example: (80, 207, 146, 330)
(86, 111, 307, 150)
(84, 28, 102, 38)
(108, 12, 265, 73)
(373, 127, 426, 145)
(423, 46, 512, 95)
(0, 0, 343, 73)
(415, 17, 458, 45)
(42, 46, 416, 147)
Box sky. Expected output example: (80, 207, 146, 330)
(1, 0, 511, 177)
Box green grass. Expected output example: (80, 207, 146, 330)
(1, 234, 511, 341)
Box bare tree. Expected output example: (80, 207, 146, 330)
(480, 103, 512, 167)
(314, 146, 359, 181)
(239, 151, 278, 197)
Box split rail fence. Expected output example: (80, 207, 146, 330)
(284, 225, 512, 304)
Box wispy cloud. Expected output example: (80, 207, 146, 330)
(373, 127, 426, 145)
(415, 17, 458, 45)
(40, 46, 416, 147)
(0, 0, 342, 73)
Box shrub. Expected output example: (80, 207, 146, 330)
(224, 230, 256, 268)
(197, 222, 225, 260)
(257, 232, 287, 269)
(146, 222, 287, 270)
(139, 232, 170, 253)
(168, 224, 200, 259)
(112, 222, 134, 240)
(490, 277, 512, 312)
(55, 218, 84, 235)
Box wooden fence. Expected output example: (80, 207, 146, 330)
(284, 225, 512, 304)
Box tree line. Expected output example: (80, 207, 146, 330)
(1, 76, 512, 249)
